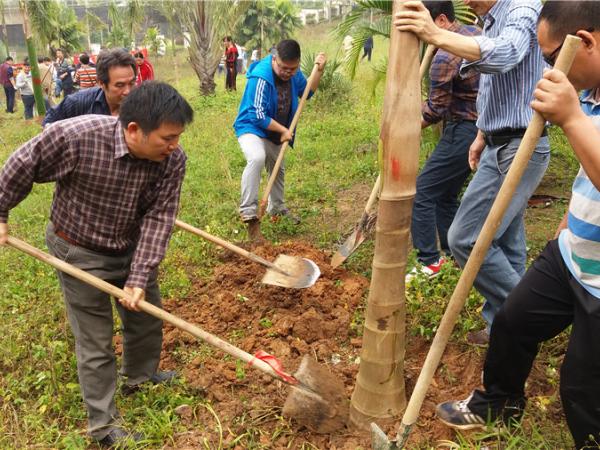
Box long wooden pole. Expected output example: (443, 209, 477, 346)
(392, 35, 581, 447)
(349, 0, 421, 428)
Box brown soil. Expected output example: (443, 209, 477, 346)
(144, 240, 562, 449)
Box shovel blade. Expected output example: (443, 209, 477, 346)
(331, 228, 366, 268)
(261, 254, 321, 289)
(371, 422, 400, 450)
(283, 355, 349, 433)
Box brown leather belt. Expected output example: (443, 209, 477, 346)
(54, 229, 127, 256)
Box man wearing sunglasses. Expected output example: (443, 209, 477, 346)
(234, 39, 326, 241)
(395, 0, 549, 345)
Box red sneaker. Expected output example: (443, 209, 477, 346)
(405, 257, 447, 283)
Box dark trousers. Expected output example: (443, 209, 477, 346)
(46, 224, 163, 440)
(225, 63, 237, 91)
(4, 84, 15, 112)
(411, 120, 477, 265)
(362, 47, 373, 61)
(22, 94, 35, 119)
(468, 239, 600, 449)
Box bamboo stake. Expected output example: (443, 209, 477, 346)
(391, 35, 581, 447)
(349, 0, 421, 428)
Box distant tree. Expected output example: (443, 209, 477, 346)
(106, 0, 145, 49)
(234, 0, 302, 55)
(0, 0, 10, 56)
(157, 0, 242, 96)
(335, 0, 477, 79)
(143, 26, 161, 56)
(27, 0, 82, 54)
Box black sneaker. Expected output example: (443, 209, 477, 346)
(436, 397, 487, 431)
(97, 428, 144, 448)
(121, 370, 177, 396)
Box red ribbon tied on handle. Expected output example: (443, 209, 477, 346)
(250, 350, 298, 385)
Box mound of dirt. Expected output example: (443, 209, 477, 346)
(138, 240, 562, 449)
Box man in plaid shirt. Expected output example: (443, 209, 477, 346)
(406, 1, 480, 282)
(0, 82, 193, 447)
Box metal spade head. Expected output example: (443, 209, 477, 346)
(282, 355, 349, 433)
(261, 254, 321, 289)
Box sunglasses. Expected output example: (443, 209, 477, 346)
(543, 28, 595, 66)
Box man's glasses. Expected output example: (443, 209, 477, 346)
(543, 28, 594, 66)
(274, 58, 299, 75)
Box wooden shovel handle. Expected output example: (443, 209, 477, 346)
(419, 45, 436, 80)
(258, 62, 323, 219)
(364, 174, 381, 215)
(6, 235, 286, 382)
(397, 35, 581, 439)
(174, 219, 279, 271)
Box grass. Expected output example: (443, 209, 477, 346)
(0, 20, 578, 449)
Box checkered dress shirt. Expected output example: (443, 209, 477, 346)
(0, 114, 187, 288)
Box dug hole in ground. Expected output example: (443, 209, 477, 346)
(113, 240, 562, 449)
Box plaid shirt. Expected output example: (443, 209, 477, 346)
(0, 115, 187, 289)
(422, 23, 480, 125)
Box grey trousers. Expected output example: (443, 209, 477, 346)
(45, 224, 163, 440)
(239, 133, 286, 219)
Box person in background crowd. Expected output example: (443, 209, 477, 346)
(224, 36, 238, 91)
(134, 52, 154, 86)
(55, 48, 75, 98)
(15, 59, 34, 120)
(44, 48, 136, 125)
(362, 35, 374, 62)
(251, 49, 259, 65)
(75, 53, 98, 89)
(236, 43, 246, 74)
(0, 56, 16, 113)
(38, 56, 55, 108)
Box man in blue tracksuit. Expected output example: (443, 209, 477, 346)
(234, 39, 326, 240)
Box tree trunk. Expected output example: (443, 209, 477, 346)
(1, 0, 9, 55)
(20, 1, 46, 117)
(349, 0, 421, 429)
(187, 0, 220, 96)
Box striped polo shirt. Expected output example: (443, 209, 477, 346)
(558, 90, 600, 297)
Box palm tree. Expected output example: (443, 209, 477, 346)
(0, 0, 10, 57)
(26, 0, 82, 54)
(335, 0, 477, 79)
(157, 0, 241, 96)
(234, 0, 302, 56)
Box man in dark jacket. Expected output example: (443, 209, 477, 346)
(233, 39, 326, 240)
(43, 48, 136, 126)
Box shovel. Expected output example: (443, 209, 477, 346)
(331, 175, 380, 268)
(330, 47, 436, 268)
(175, 219, 320, 289)
(257, 61, 324, 219)
(6, 235, 348, 433)
(371, 35, 581, 450)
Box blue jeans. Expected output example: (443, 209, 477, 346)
(22, 94, 35, 119)
(411, 120, 478, 265)
(3, 84, 15, 112)
(447, 136, 550, 327)
(54, 78, 62, 97)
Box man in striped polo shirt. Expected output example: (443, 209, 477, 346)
(435, 3, 600, 446)
(75, 53, 98, 89)
(396, 0, 549, 344)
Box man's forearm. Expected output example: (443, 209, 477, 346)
(430, 29, 481, 62)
